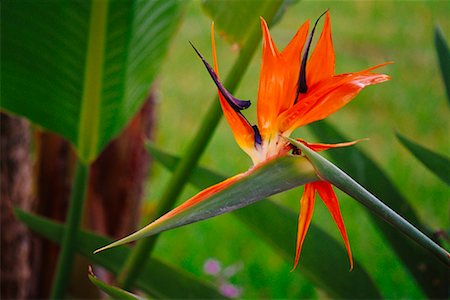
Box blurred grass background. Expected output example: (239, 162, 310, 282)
(145, 1, 448, 298)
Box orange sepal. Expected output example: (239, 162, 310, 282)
(314, 181, 353, 270)
(210, 23, 256, 155)
(292, 183, 316, 270)
(257, 18, 309, 140)
(277, 19, 310, 114)
(296, 138, 366, 152)
(306, 11, 335, 87)
(279, 62, 392, 133)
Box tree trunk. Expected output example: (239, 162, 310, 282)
(33, 130, 76, 298)
(0, 113, 34, 299)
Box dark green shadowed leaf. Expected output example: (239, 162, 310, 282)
(95, 155, 318, 253)
(1, 0, 184, 162)
(146, 143, 382, 299)
(288, 138, 450, 267)
(308, 121, 449, 298)
(88, 269, 143, 300)
(435, 26, 450, 102)
(14, 209, 223, 299)
(201, 0, 294, 47)
(396, 132, 450, 185)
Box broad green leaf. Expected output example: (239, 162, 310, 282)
(397, 132, 450, 185)
(14, 209, 223, 299)
(288, 138, 450, 268)
(1, 0, 184, 162)
(147, 144, 382, 299)
(88, 270, 144, 300)
(309, 121, 449, 298)
(95, 155, 318, 252)
(435, 26, 450, 102)
(201, 0, 292, 46)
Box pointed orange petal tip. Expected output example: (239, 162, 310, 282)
(314, 181, 353, 271)
(291, 183, 316, 271)
(260, 17, 278, 57)
(366, 61, 394, 72)
(295, 138, 368, 152)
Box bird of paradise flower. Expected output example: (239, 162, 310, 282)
(96, 12, 390, 270)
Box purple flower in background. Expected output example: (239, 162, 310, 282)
(203, 258, 243, 298)
(220, 282, 241, 298)
(203, 258, 221, 275)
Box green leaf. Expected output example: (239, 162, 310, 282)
(397, 132, 450, 185)
(201, 0, 290, 46)
(1, 0, 184, 162)
(88, 269, 144, 300)
(288, 138, 450, 267)
(147, 143, 382, 299)
(95, 155, 318, 252)
(435, 26, 450, 102)
(14, 209, 223, 299)
(308, 121, 449, 298)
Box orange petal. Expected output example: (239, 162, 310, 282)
(278, 20, 310, 113)
(257, 19, 309, 141)
(257, 18, 281, 139)
(279, 62, 392, 133)
(313, 181, 353, 270)
(292, 183, 316, 270)
(306, 11, 335, 87)
(296, 138, 366, 152)
(210, 23, 256, 156)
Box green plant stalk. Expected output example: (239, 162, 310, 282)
(117, 2, 283, 289)
(50, 161, 90, 298)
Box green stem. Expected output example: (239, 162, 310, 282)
(117, 3, 283, 289)
(50, 161, 90, 298)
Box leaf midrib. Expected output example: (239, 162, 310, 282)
(78, 0, 109, 162)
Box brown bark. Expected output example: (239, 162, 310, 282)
(0, 113, 34, 299)
(32, 130, 76, 298)
(87, 91, 155, 239)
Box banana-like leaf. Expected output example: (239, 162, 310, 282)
(435, 26, 450, 102)
(88, 269, 144, 300)
(309, 121, 449, 298)
(95, 155, 318, 252)
(1, 0, 184, 162)
(289, 138, 450, 267)
(397, 132, 450, 185)
(201, 0, 292, 47)
(147, 144, 382, 299)
(14, 209, 223, 299)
